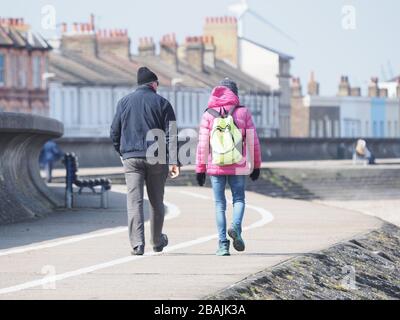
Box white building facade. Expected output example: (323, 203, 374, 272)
(49, 83, 280, 138)
(304, 95, 400, 139)
(238, 37, 293, 137)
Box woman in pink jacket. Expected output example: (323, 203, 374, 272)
(196, 79, 262, 256)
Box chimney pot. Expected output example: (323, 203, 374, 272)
(368, 77, 380, 97)
(338, 75, 351, 96)
(351, 87, 361, 97)
(396, 77, 400, 98)
(379, 88, 388, 98)
(90, 14, 95, 31)
(308, 71, 320, 96)
(291, 77, 303, 98)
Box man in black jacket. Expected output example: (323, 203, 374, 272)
(111, 67, 180, 256)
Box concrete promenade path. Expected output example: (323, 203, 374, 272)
(0, 185, 382, 300)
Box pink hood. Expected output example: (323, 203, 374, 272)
(196, 86, 262, 176)
(208, 86, 240, 109)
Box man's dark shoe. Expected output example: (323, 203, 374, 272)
(132, 245, 145, 256)
(153, 234, 169, 253)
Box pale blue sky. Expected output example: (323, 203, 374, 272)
(1, 0, 398, 95)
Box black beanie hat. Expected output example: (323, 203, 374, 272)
(137, 67, 158, 85)
(220, 78, 239, 96)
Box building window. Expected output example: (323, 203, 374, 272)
(311, 120, 316, 137)
(10, 54, 18, 87)
(344, 120, 350, 137)
(61, 91, 66, 122)
(18, 55, 27, 88)
(357, 121, 361, 137)
(334, 120, 340, 137)
(318, 120, 324, 138)
(394, 121, 399, 137)
(373, 121, 378, 137)
(325, 119, 332, 138)
(0, 54, 5, 86)
(365, 121, 369, 137)
(388, 121, 392, 138)
(380, 121, 384, 138)
(344, 119, 361, 137)
(32, 56, 41, 89)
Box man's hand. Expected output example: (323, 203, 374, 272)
(169, 165, 180, 179)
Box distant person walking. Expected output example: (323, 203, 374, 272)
(111, 67, 180, 256)
(196, 79, 262, 256)
(39, 140, 64, 183)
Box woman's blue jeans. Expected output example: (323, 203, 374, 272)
(210, 175, 246, 243)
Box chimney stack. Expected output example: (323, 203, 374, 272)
(397, 77, 400, 98)
(203, 16, 238, 67)
(307, 71, 320, 96)
(72, 23, 79, 33)
(368, 77, 379, 97)
(350, 87, 361, 97)
(60, 16, 98, 56)
(291, 77, 309, 138)
(0, 17, 30, 32)
(160, 33, 178, 70)
(61, 23, 68, 33)
(291, 77, 303, 98)
(203, 36, 216, 69)
(379, 88, 388, 98)
(338, 76, 351, 96)
(185, 36, 205, 73)
(90, 14, 96, 32)
(138, 37, 155, 56)
(97, 29, 130, 58)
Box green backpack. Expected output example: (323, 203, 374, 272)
(207, 106, 244, 166)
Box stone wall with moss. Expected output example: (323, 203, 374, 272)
(208, 224, 400, 300)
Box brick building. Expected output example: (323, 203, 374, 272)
(0, 18, 52, 115)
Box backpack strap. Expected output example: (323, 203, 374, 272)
(206, 105, 244, 118)
(228, 105, 244, 116)
(206, 108, 222, 118)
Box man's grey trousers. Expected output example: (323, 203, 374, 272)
(123, 158, 169, 250)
